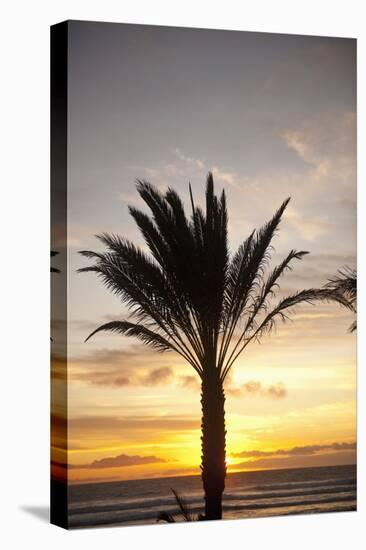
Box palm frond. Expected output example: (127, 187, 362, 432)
(225, 197, 290, 318)
(156, 511, 176, 523)
(157, 489, 199, 523)
(171, 488, 194, 521)
(325, 266, 357, 332)
(222, 288, 351, 378)
(130, 183, 204, 339)
(258, 287, 352, 333)
(51, 250, 60, 273)
(219, 198, 290, 371)
(85, 320, 174, 352)
(325, 266, 357, 304)
(244, 250, 309, 327)
(80, 174, 350, 384)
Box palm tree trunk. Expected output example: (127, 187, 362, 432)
(200, 367, 226, 520)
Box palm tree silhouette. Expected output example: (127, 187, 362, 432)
(157, 489, 204, 523)
(50, 251, 60, 342)
(51, 250, 60, 273)
(79, 173, 349, 521)
(325, 267, 357, 332)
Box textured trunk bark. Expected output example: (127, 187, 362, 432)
(200, 367, 226, 520)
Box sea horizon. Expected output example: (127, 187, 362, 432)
(68, 461, 357, 488)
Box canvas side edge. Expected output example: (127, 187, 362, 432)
(50, 20, 69, 530)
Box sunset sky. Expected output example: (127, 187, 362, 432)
(52, 22, 356, 484)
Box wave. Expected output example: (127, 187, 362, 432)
(69, 494, 357, 528)
(68, 465, 357, 528)
(69, 483, 356, 516)
(251, 477, 356, 492)
(223, 493, 356, 512)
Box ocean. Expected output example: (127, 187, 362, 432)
(68, 464, 356, 528)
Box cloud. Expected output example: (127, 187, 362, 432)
(267, 383, 287, 399)
(232, 441, 356, 459)
(335, 197, 356, 209)
(174, 148, 205, 169)
(140, 367, 173, 386)
(180, 375, 200, 390)
(51, 413, 67, 449)
(280, 111, 356, 187)
(68, 414, 200, 435)
(226, 380, 287, 400)
(69, 345, 201, 391)
(172, 148, 239, 187)
(243, 381, 262, 393)
(66, 414, 198, 454)
(284, 206, 329, 241)
(82, 366, 174, 388)
(51, 354, 67, 381)
(52, 453, 167, 470)
(68, 343, 178, 387)
(279, 252, 356, 290)
(212, 165, 238, 186)
(74, 343, 158, 367)
(70, 453, 166, 470)
(229, 441, 357, 471)
(59, 319, 97, 331)
(231, 452, 356, 471)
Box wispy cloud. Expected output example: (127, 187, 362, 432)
(140, 367, 174, 386)
(180, 375, 200, 390)
(229, 441, 357, 471)
(174, 148, 205, 169)
(226, 380, 287, 400)
(73, 365, 174, 388)
(280, 111, 356, 187)
(174, 148, 239, 186)
(284, 206, 329, 241)
(68, 414, 200, 435)
(232, 441, 356, 459)
(69, 453, 167, 470)
(67, 342, 178, 386)
(133, 147, 240, 191)
(212, 165, 238, 186)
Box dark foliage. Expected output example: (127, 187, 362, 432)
(51, 250, 60, 273)
(79, 173, 350, 520)
(325, 266, 357, 332)
(157, 489, 204, 523)
(79, 174, 349, 378)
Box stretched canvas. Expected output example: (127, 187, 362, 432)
(50, 20, 357, 529)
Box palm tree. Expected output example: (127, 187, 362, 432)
(325, 267, 357, 332)
(79, 173, 349, 521)
(50, 251, 60, 342)
(51, 250, 60, 273)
